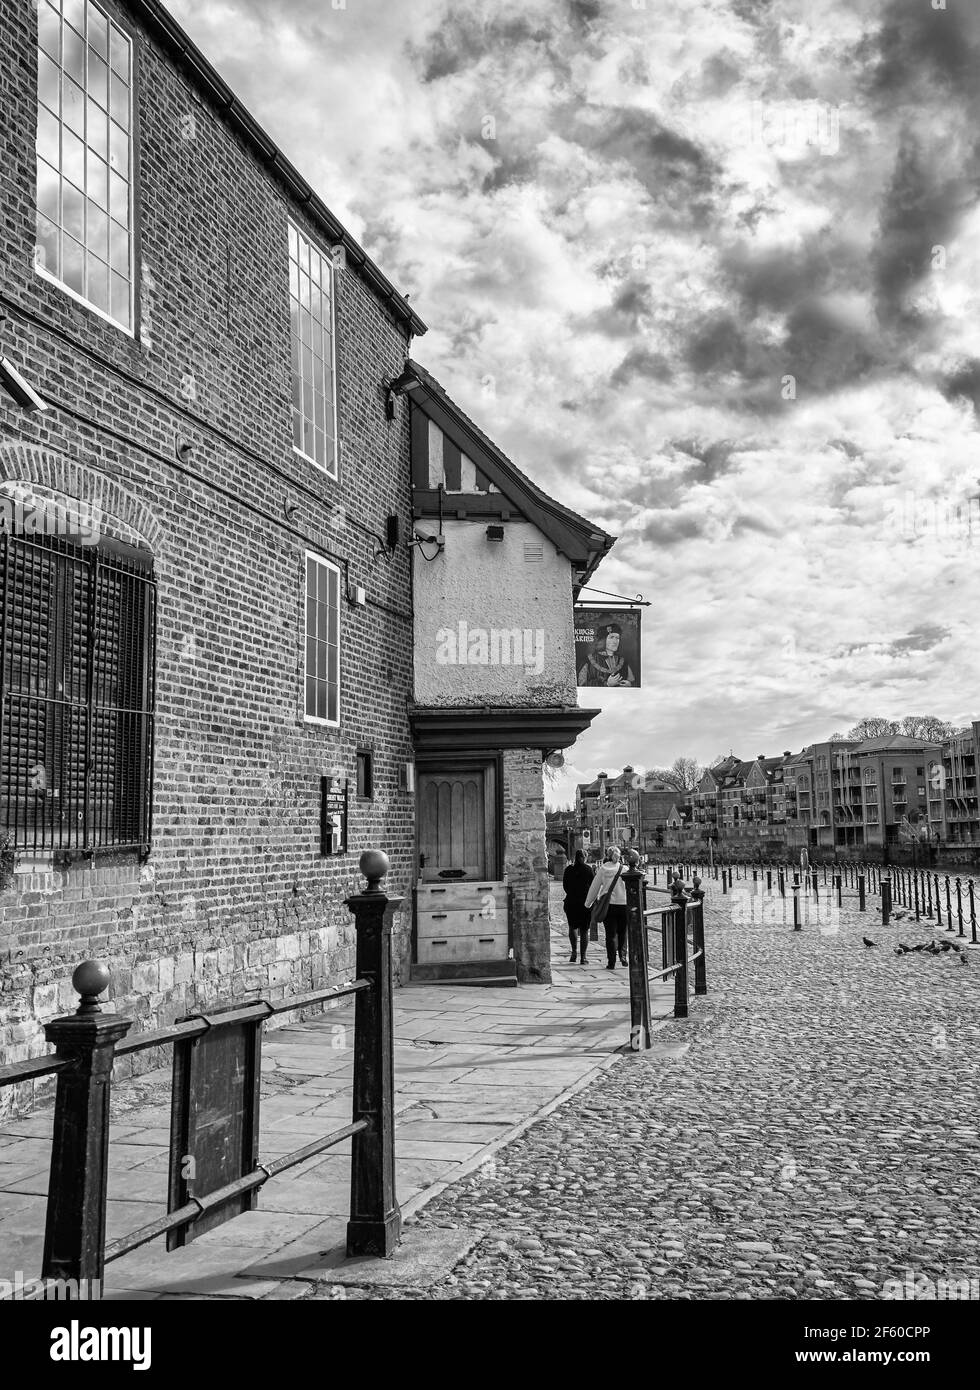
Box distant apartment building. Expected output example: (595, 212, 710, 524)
(941, 723, 980, 844)
(574, 767, 684, 854)
(785, 737, 943, 850)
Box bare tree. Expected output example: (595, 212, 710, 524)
(650, 756, 705, 792)
(897, 714, 957, 741)
(846, 716, 898, 741)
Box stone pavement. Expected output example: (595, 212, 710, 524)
(355, 890, 980, 1300)
(0, 885, 673, 1299)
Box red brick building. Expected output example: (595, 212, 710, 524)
(0, 0, 425, 1096)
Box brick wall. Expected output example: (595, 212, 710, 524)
(0, 0, 418, 1113)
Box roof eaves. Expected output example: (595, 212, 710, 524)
(405, 359, 615, 569)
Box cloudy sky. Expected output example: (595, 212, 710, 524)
(170, 0, 980, 805)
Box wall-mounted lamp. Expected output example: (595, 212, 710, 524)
(485, 524, 505, 542)
(409, 529, 445, 559)
(0, 354, 48, 412)
(175, 438, 193, 463)
(384, 365, 420, 420)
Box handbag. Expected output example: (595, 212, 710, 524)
(589, 862, 624, 932)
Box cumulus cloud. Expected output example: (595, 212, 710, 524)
(166, 0, 980, 792)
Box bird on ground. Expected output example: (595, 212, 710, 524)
(894, 946, 907, 956)
(940, 941, 956, 953)
(898, 943, 913, 953)
(960, 951, 970, 967)
(863, 937, 877, 948)
(925, 941, 942, 955)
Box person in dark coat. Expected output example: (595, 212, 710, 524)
(562, 850, 595, 964)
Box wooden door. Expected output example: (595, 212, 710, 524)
(418, 764, 496, 881)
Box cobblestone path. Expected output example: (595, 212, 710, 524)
(333, 897, 980, 1300)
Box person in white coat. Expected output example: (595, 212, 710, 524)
(584, 846, 629, 969)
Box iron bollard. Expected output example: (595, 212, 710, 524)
(858, 874, 865, 912)
(346, 850, 402, 1258)
(691, 900, 707, 997)
(969, 881, 978, 944)
(673, 907, 689, 1019)
(934, 873, 943, 928)
(956, 878, 965, 938)
(913, 869, 920, 923)
(834, 874, 842, 909)
(945, 877, 954, 933)
(881, 875, 891, 926)
(721, 868, 728, 895)
(792, 875, 801, 930)
(42, 961, 131, 1294)
(926, 873, 933, 920)
(625, 868, 651, 1051)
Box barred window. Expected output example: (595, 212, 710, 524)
(0, 530, 155, 861)
(34, 0, 134, 332)
(288, 222, 338, 477)
(304, 552, 339, 725)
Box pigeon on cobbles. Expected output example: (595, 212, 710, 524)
(862, 937, 877, 948)
(960, 951, 970, 967)
(940, 941, 956, 953)
(893, 946, 907, 956)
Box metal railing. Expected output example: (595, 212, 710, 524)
(0, 848, 401, 1298)
(644, 855, 979, 942)
(623, 867, 707, 1050)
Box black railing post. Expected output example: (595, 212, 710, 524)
(934, 873, 942, 928)
(778, 868, 785, 898)
(834, 874, 842, 909)
(913, 869, 920, 923)
(625, 868, 651, 1051)
(945, 877, 954, 934)
(956, 878, 964, 938)
(41, 961, 131, 1295)
(792, 875, 801, 930)
(691, 900, 707, 997)
(858, 873, 865, 912)
(721, 868, 727, 895)
(881, 874, 891, 926)
(969, 881, 977, 944)
(673, 908, 689, 1019)
(926, 873, 932, 920)
(346, 849, 401, 1258)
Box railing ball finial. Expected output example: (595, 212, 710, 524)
(72, 960, 111, 1015)
(359, 848, 390, 895)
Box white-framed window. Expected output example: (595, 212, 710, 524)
(289, 222, 338, 477)
(304, 552, 340, 726)
(34, 0, 134, 332)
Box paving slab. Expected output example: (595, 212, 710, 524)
(306, 1226, 482, 1289)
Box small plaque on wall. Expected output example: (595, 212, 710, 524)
(320, 775, 348, 855)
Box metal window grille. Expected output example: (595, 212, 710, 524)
(0, 531, 155, 861)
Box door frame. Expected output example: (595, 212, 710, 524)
(415, 751, 504, 881)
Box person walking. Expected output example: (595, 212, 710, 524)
(562, 850, 595, 964)
(585, 845, 629, 969)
